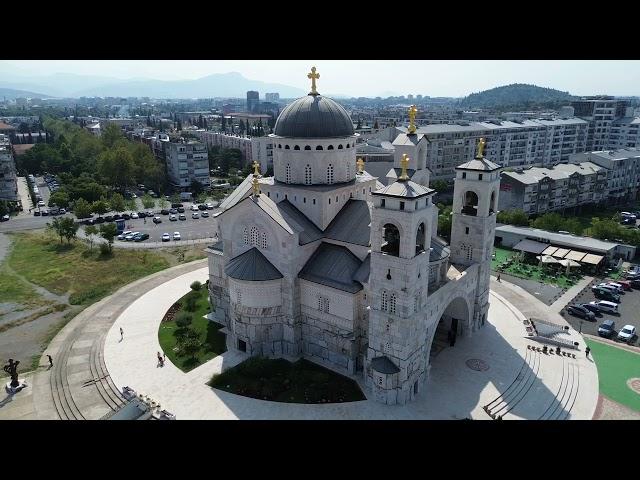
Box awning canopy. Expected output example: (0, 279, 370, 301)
(513, 239, 549, 255)
(551, 248, 571, 259)
(559, 259, 582, 268)
(542, 246, 558, 256)
(564, 250, 588, 262)
(581, 253, 605, 265)
(537, 255, 560, 264)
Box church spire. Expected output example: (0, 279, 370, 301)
(475, 137, 486, 159)
(398, 154, 410, 181)
(307, 66, 320, 95)
(407, 105, 417, 134)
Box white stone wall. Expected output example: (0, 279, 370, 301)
(300, 279, 357, 328)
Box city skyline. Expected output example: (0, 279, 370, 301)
(2, 60, 640, 98)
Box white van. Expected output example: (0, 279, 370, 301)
(595, 283, 621, 294)
(589, 300, 618, 314)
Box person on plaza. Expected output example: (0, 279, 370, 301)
(120, 327, 124, 340)
(157, 351, 164, 367)
(585, 345, 591, 358)
(47, 354, 53, 368)
(497, 273, 501, 282)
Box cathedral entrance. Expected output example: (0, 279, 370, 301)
(427, 297, 470, 362)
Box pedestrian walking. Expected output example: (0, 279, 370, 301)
(157, 351, 164, 367)
(585, 346, 591, 358)
(163, 352, 166, 362)
(120, 327, 124, 339)
(144, 217, 147, 224)
(497, 273, 501, 282)
(47, 354, 53, 368)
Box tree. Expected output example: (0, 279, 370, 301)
(496, 209, 529, 227)
(109, 192, 125, 213)
(356, 117, 362, 129)
(175, 311, 193, 330)
(99, 223, 118, 253)
(48, 190, 70, 209)
(74, 198, 93, 219)
(48, 216, 78, 244)
(101, 123, 123, 149)
(97, 146, 135, 192)
(374, 120, 379, 129)
(190, 281, 202, 291)
(431, 180, 450, 192)
(85, 224, 98, 251)
(437, 204, 453, 240)
(190, 180, 204, 196)
(141, 194, 155, 209)
(92, 198, 109, 216)
(176, 328, 200, 359)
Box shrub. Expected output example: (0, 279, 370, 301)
(175, 311, 193, 329)
(98, 242, 111, 255)
(184, 293, 198, 312)
(190, 280, 202, 291)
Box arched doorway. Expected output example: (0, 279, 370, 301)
(415, 222, 426, 254)
(381, 223, 400, 256)
(462, 191, 479, 216)
(427, 297, 470, 362)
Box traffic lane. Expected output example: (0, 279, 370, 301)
(116, 215, 218, 242)
(36, 176, 51, 206)
(561, 284, 639, 345)
(0, 213, 74, 232)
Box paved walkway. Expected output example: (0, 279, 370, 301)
(549, 276, 595, 313)
(0, 259, 208, 420)
(103, 270, 599, 420)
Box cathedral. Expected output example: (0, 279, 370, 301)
(206, 68, 500, 405)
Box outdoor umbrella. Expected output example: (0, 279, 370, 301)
(559, 258, 581, 274)
(536, 255, 559, 265)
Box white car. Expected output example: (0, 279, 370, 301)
(190, 204, 199, 211)
(118, 230, 132, 241)
(617, 324, 636, 343)
(603, 282, 624, 293)
(206, 203, 214, 210)
(173, 232, 181, 241)
(162, 233, 171, 242)
(125, 231, 140, 241)
(38, 200, 46, 207)
(130, 212, 139, 219)
(169, 214, 177, 221)
(588, 300, 619, 314)
(131, 193, 137, 198)
(192, 212, 199, 219)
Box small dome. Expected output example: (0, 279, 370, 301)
(274, 94, 354, 138)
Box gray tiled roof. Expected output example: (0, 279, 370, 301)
(386, 167, 417, 180)
(298, 242, 364, 293)
(324, 199, 371, 246)
(352, 253, 371, 284)
(373, 180, 434, 198)
(456, 158, 502, 171)
(392, 133, 425, 146)
(276, 200, 323, 245)
(219, 174, 253, 210)
(274, 94, 355, 138)
(225, 247, 283, 281)
(371, 356, 400, 374)
(501, 162, 605, 185)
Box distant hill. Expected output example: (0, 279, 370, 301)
(460, 84, 578, 110)
(0, 87, 53, 99)
(73, 72, 308, 99)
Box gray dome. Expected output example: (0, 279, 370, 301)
(274, 94, 354, 138)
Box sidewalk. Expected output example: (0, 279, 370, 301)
(549, 276, 595, 313)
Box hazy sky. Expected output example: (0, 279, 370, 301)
(3, 60, 640, 97)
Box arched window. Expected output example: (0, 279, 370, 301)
(316, 145, 323, 150)
(304, 145, 311, 151)
(462, 191, 479, 216)
(285, 163, 291, 184)
(389, 293, 397, 314)
(294, 145, 300, 150)
(242, 227, 249, 245)
(328, 145, 334, 150)
(338, 144, 343, 150)
(490, 190, 496, 214)
(381, 290, 388, 312)
(382, 223, 400, 257)
(318, 296, 330, 313)
(278, 144, 282, 149)
(304, 164, 312, 185)
(250, 226, 259, 246)
(260, 232, 267, 250)
(327, 164, 334, 184)
(415, 222, 426, 254)
(285, 145, 290, 150)
(346, 143, 350, 148)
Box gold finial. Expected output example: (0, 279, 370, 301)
(476, 137, 486, 158)
(357, 158, 365, 174)
(408, 105, 417, 134)
(252, 160, 261, 177)
(307, 66, 320, 95)
(252, 176, 260, 197)
(399, 154, 410, 181)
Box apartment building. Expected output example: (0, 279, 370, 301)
(0, 134, 18, 202)
(250, 136, 274, 173)
(164, 140, 210, 190)
(571, 96, 632, 150)
(499, 162, 607, 215)
(193, 130, 253, 167)
(569, 149, 640, 204)
(609, 117, 640, 149)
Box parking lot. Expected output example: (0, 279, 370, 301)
(561, 278, 639, 346)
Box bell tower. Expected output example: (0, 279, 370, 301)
(449, 138, 501, 333)
(366, 154, 437, 405)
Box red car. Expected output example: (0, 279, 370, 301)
(615, 280, 632, 291)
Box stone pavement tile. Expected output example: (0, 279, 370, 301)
(69, 346, 92, 356)
(65, 363, 91, 375)
(72, 339, 95, 350)
(66, 354, 91, 367)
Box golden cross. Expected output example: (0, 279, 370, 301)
(476, 137, 486, 158)
(252, 160, 261, 177)
(399, 154, 410, 181)
(252, 176, 260, 197)
(408, 105, 417, 134)
(357, 158, 365, 174)
(307, 66, 320, 95)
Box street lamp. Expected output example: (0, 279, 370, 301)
(579, 320, 583, 334)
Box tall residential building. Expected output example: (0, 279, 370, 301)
(0, 134, 18, 202)
(498, 162, 608, 215)
(246, 91, 260, 113)
(609, 117, 640, 149)
(265, 92, 280, 102)
(164, 140, 210, 190)
(193, 130, 253, 167)
(569, 149, 640, 203)
(250, 136, 274, 173)
(571, 96, 630, 150)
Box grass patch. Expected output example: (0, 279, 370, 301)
(0, 264, 50, 308)
(158, 287, 226, 372)
(208, 357, 366, 403)
(586, 339, 640, 412)
(7, 232, 172, 306)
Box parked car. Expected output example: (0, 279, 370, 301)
(169, 214, 177, 221)
(173, 232, 181, 241)
(192, 212, 200, 219)
(122, 213, 131, 220)
(598, 319, 616, 338)
(104, 215, 114, 222)
(41, 210, 49, 216)
(160, 209, 170, 215)
(617, 325, 636, 343)
(153, 216, 162, 224)
(171, 203, 183, 208)
(1, 214, 9, 222)
(594, 283, 623, 295)
(190, 205, 199, 212)
(37, 200, 45, 207)
(169, 208, 178, 214)
(145, 211, 154, 217)
(131, 212, 139, 219)
(567, 305, 595, 321)
(33, 210, 41, 216)
(125, 232, 140, 241)
(117, 230, 132, 241)
(201, 211, 209, 218)
(162, 233, 170, 242)
(134, 233, 149, 242)
(95, 216, 105, 224)
(198, 204, 207, 211)
(593, 287, 620, 303)
(177, 207, 185, 213)
(206, 203, 214, 210)
(604, 282, 625, 294)
(588, 300, 619, 314)
(113, 214, 122, 220)
(179, 214, 186, 221)
(630, 279, 640, 289)
(615, 280, 632, 290)
(580, 303, 602, 316)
